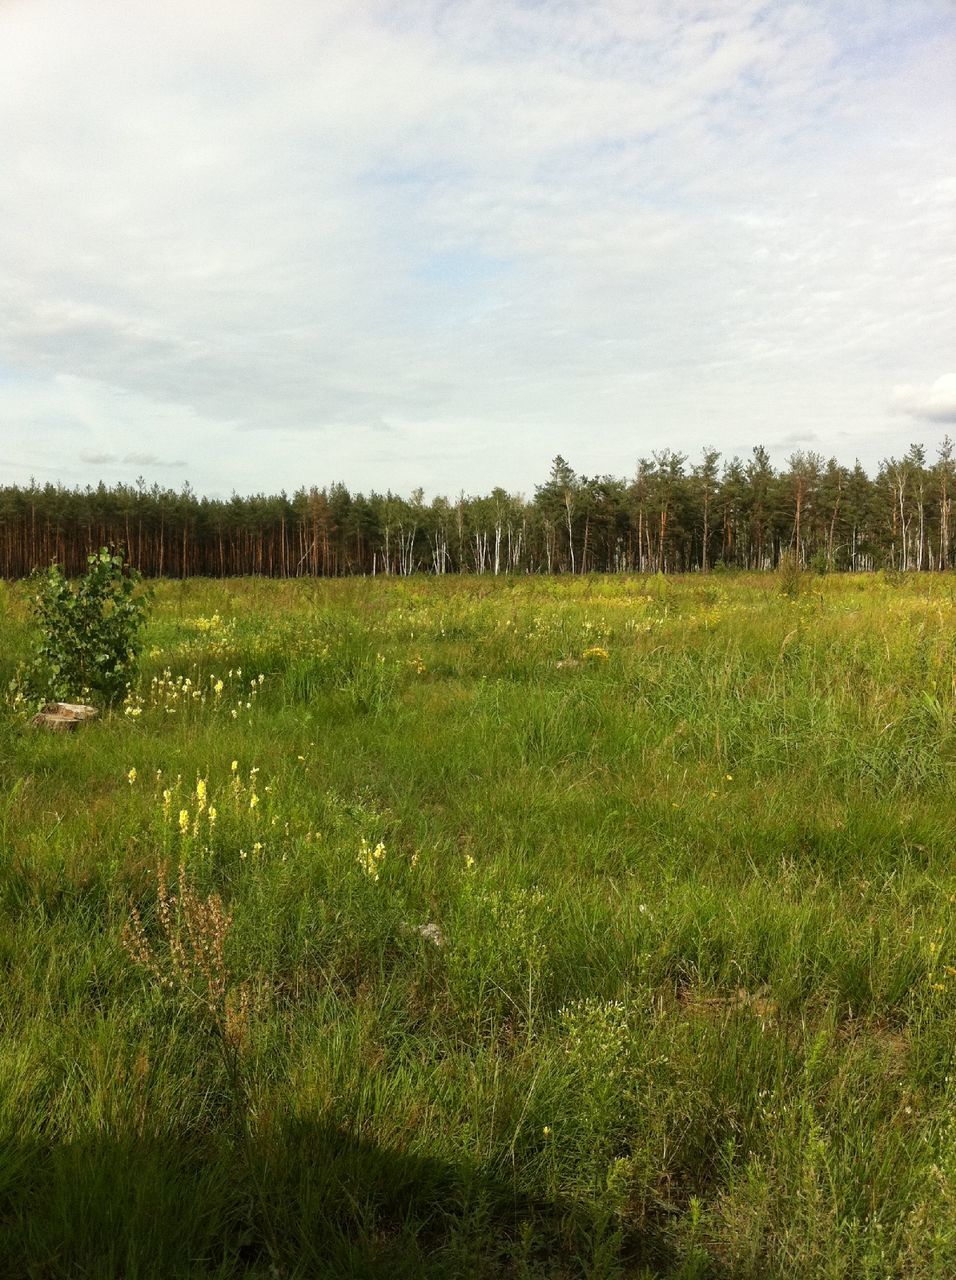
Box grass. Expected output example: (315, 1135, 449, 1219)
(1, 570, 955, 1278)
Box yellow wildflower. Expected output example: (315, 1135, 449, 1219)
(127, 767, 137, 785)
(582, 645, 610, 661)
(357, 838, 386, 880)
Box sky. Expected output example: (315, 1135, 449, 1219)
(1, 0, 955, 499)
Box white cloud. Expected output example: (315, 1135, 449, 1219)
(892, 375, 956, 424)
(0, 0, 954, 494)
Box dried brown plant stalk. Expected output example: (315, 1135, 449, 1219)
(123, 860, 248, 1049)
(122, 862, 275, 1258)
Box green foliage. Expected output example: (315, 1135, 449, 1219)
(15, 547, 150, 707)
(808, 547, 830, 575)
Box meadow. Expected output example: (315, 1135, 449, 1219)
(1, 570, 955, 1279)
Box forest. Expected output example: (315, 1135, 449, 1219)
(3, 441, 954, 578)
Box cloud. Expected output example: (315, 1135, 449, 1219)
(77, 447, 188, 469)
(892, 375, 956, 425)
(122, 452, 186, 467)
(0, 0, 954, 494)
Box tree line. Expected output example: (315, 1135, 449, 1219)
(2, 441, 954, 579)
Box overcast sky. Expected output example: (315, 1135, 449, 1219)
(2, 0, 954, 498)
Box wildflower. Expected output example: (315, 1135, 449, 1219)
(213, 679, 224, 697)
(208, 806, 217, 828)
(252, 841, 263, 855)
(178, 808, 190, 836)
(725, 774, 733, 781)
(127, 767, 137, 785)
(196, 778, 207, 810)
(464, 854, 476, 871)
(542, 1126, 552, 1138)
(231, 760, 239, 773)
(582, 645, 610, 661)
(162, 788, 172, 819)
(357, 838, 386, 881)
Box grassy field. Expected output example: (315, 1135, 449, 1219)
(2, 571, 956, 1279)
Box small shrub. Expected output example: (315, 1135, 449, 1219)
(13, 547, 150, 708)
(777, 550, 804, 599)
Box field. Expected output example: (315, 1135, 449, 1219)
(2, 571, 956, 1279)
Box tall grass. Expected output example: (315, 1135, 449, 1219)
(1, 573, 955, 1277)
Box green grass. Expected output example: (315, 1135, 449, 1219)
(1, 571, 956, 1278)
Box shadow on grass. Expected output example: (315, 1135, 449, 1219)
(1, 1121, 692, 1279)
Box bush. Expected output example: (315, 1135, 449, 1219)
(14, 547, 150, 708)
(777, 550, 804, 599)
(808, 548, 830, 576)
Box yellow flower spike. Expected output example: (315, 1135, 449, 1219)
(127, 767, 137, 785)
(208, 806, 217, 828)
(178, 809, 190, 836)
(231, 760, 238, 773)
(249, 793, 259, 810)
(356, 838, 386, 880)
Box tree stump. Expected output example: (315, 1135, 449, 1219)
(31, 703, 99, 732)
